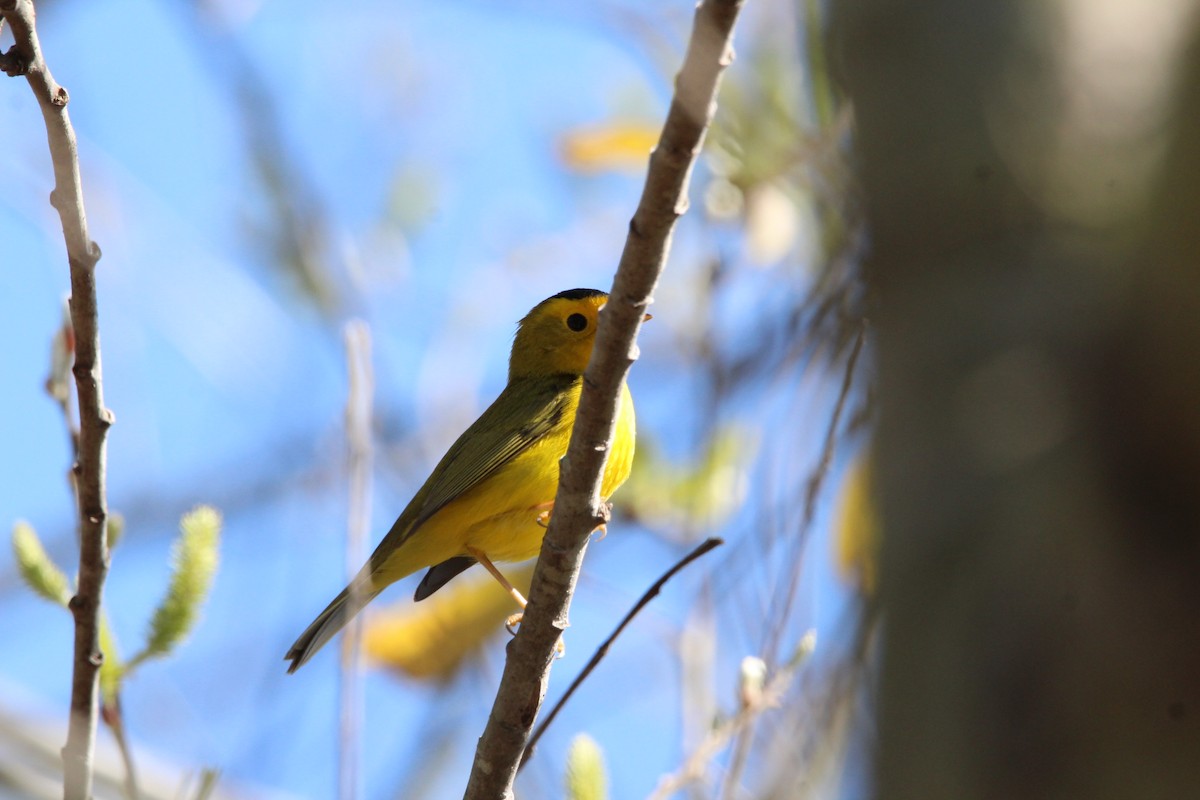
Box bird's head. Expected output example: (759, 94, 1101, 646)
(508, 288, 612, 380)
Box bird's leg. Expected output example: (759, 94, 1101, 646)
(463, 546, 530, 633)
(466, 546, 527, 609)
(469, 542, 566, 657)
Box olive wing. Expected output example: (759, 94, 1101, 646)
(367, 374, 578, 573)
(413, 374, 577, 528)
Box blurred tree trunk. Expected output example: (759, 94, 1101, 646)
(833, 1, 1200, 798)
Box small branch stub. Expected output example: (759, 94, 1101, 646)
(0, 46, 28, 76)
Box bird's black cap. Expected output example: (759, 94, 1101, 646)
(550, 288, 606, 301)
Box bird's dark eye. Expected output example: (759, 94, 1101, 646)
(566, 313, 588, 332)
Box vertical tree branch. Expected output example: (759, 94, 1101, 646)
(340, 321, 373, 800)
(461, 2, 745, 798)
(2, 2, 111, 799)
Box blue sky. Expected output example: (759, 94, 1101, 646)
(0, 1, 860, 797)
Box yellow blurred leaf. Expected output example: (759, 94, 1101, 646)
(621, 426, 757, 533)
(833, 454, 879, 594)
(363, 563, 535, 681)
(560, 124, 660, 173)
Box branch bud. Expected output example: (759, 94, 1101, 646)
(140, 506, 222, 661)
(565, 734, 608, 800)
(12, 521, 72, 607)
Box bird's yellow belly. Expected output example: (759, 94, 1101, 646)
(459, 434, 563, 563)
(602, 382, 637, 500)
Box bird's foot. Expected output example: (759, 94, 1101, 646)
(592, 501, 613, 540)
(504, 612, 566, 657)
(533, 501, 554, 528)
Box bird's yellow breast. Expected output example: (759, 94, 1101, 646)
(373, 381, 635, 584)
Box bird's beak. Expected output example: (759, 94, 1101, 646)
(643, 313, 653, 321)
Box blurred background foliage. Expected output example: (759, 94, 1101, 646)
(0, 0, 872, 797)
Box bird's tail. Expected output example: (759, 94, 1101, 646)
(285, 579, 381, 673)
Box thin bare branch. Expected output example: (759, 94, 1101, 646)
(100, 699, 139, 800)
(1, 2, 111, 798)
(461, 2, 745, 798)
(714, 323, 865, 799)
(762, 321, 866, 666)
(519, 537, 725, 772)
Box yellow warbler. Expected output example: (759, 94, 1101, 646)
(286, 289, 640, 672)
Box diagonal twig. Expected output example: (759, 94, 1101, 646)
(762, 320, 866, 667)
(1, 2, 113, 799)
(518, 537, 725, 772)
(715, 323, 865, 800)
(461, 2, 745, 798)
